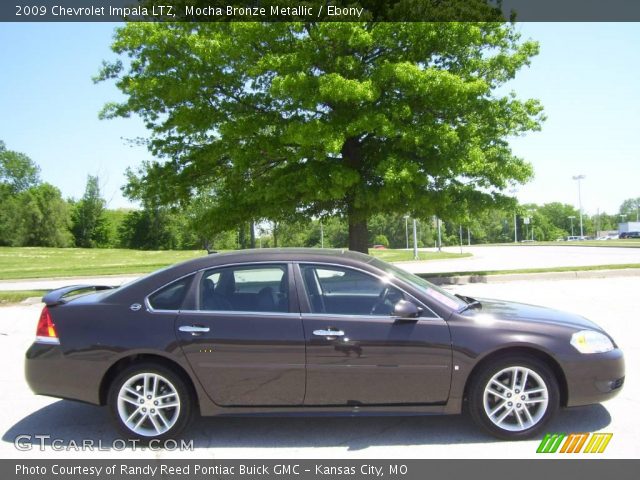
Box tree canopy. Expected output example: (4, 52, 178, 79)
(99, 21, 543, 252)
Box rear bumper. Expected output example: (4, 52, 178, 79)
(560, 348, 625, 407)
(25, 342, 101, 405)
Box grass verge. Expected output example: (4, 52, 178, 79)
(417, 263, 640, 279)
(0, 247, 470, 280)
(0, 290, 47, 305)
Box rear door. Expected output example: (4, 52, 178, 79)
(296, 263, 452, 406)
(176, 263, 306, 406)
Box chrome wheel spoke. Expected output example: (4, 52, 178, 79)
(524, 387, 546, 395)
(522, 404, 535, 425)
(126, 407, 142, 424)
(155, 392, 178, 401)
(495, 407, 513, 425)
(148, 413, 162, 434)
(514, 408, 524, 428)
(489, 401, 508, 417)
(134, 413, 148, 430)
(157, 401, 179, 409)
(156, 409, 171, 428)
(120, 395, 140, 407)
(124, 386, 142, 398)
(520, 370, 529, 391)
(487, 388, 507, 400)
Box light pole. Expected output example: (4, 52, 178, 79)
(572, 174, 586, 238)
(412, 219, 419, 260)
(509, 188, 518, 243)
(404, 215, 410, 250)
(568, 216, 575, 237)
(436, 217, 442, 252)
(320, 220, 324, 248)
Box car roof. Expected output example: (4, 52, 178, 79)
(108, 248, 377, 302)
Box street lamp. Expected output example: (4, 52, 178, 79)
(572, 174, 586, 238)
(509, 187, 518, 243)
(412, 219, 419, 260)
(568, 215, 576, 237)
(403, 215, 410, 250)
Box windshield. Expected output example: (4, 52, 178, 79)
(369, 258, 467, 311)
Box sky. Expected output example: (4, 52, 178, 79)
(0, 22, 638, 214)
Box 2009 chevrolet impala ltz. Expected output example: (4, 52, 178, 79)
(25, 248, 624, 440)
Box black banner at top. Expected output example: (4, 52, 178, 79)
(3, 0, 640, 22)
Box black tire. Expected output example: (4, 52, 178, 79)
(107, 362, 193, 442)
(467, 355, 559, 440)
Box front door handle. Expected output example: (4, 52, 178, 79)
(179, 325, 210, 335)
(313, 329, 345, 337)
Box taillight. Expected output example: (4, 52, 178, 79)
(35, 307, 59, 344)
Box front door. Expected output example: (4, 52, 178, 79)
(177, 263, 305, 406)
(297, 263, 452, 406)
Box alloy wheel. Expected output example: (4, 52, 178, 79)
(116, 372, 181, 437)
(482, 366, 549, 432)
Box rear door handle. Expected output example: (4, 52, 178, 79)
(179, 325, 210, 335)
(313, 329, 345, 337)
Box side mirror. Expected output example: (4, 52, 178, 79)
(393, 299, 421, 319)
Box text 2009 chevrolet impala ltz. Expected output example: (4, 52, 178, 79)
(26, 249, 624, 440)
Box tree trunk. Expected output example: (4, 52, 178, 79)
(272, 221, 278, 248)
(238, 225, 246, 249)
(342, 137, 368, 253)
(249, 220, 256, 249)
(348, 212, 369, 253)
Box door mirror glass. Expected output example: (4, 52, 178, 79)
(393, 299, 421, 318)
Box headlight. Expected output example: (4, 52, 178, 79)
(570, 330, 614, 354)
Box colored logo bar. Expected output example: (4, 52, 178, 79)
(537, 433, 612, 454)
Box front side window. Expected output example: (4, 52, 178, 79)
(199, 264, 289, 313)
(300, 264, 406, 316)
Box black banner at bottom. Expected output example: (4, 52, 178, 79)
(4, 460, 639, 480)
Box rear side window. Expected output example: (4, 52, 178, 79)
(148, 275, 193, 311)
(199, 264, 288, 312)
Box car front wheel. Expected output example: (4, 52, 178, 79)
(468, 356, 559, 439)
(108, 363, 193, 441)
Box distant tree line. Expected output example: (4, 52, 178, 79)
(0, 141, 636, 250)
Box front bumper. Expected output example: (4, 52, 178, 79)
(560, 348, 625, 407)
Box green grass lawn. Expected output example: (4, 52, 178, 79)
(0, 247, 206, 280)
(0, 247, 470, 281)
(0, 290, 47, 305)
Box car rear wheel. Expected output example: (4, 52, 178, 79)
(467, 356, 559, 440)
(108, 363, 193, 441)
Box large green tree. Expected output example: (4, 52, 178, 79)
(0, 140, 40, 195)
(14, 183, 72, 247)
(71, 175, 110, 247)
(99, 21, 543, 252)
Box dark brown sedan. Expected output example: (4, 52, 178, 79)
(25, 248, 624, 440)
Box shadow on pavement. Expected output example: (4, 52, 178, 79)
(3, 400, 611, 452)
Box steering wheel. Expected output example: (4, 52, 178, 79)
(370, 286, 392, 315)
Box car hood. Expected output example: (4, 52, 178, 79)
(467, 298, 604, 332)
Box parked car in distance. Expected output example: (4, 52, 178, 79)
(26, 248, 624, 441)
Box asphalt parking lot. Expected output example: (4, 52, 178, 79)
(0, 276, 638, 459)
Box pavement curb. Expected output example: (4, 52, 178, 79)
(425, 268, 640, 285)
